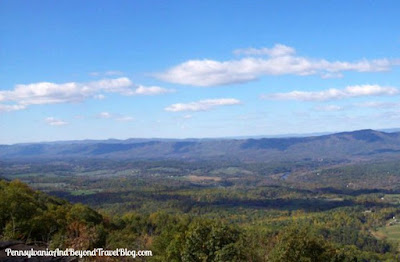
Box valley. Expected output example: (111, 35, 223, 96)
(2, 130, 400, 260)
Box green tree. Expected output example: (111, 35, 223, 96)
(181, 220, 245, 262)
(268, 225, 342, 262)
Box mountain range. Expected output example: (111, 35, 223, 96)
(1, 129, 400, 162)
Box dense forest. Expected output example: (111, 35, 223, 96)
(1, 178, 400, 261)
(2, 147, 400, 261)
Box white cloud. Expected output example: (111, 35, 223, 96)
(131, 85, 175, 95)
(90, 70, 124, 77)
(355, 101, 398, 108)
(156, 44, 400, 86)
(264, 85, 399, 101)
(234, 44, 296, 57)
(105, 70, 124, 76)
(0, 104, 26, 112)
(165, 98, 241, 112)
(98, 112, 112, 119)
(321, 72, 344, 79)
(0, 77, 174, 112)
(94, 94, 106, 100)
(45, 117, 68, 126)
(314, 105, 344, 112)
(116, 116, 134, 122)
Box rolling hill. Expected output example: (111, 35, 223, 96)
(1, 129, 400, 162)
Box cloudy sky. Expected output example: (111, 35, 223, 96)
(1, 1, 400, 144)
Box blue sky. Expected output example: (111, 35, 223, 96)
(1, 1, 400, 144)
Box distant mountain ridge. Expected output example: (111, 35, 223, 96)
(1, 129, 400, 161)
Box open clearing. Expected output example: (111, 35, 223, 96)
(375, 223, 400, 244)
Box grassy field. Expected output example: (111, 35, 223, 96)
(383, 194, 400, 204)
(376, 222, 400, 245)
(185, 175, 221, 183)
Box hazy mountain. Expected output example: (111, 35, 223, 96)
(1, 129, 400, 161)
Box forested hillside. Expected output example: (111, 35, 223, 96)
(2, 160, 400, 261)
(2, 130, 400, 261)
(2, 130, 400, 162)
